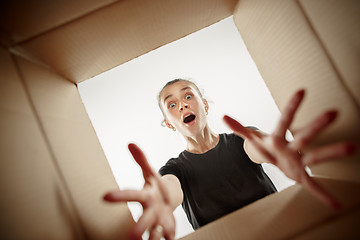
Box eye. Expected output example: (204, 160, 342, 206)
(169, 103, 176, 109)
(185, 94, 192, 100)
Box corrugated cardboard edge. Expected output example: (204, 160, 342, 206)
(10, 0, 238, 83)
(0, 46, 84, 239)
(14, 54, 134, 239)
(180, 178, 360, 239)
(233, 0, 360, 182)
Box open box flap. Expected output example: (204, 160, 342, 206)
(0, 0, 117, 45)
(233, 0, 360, 182)
(2, 0, 237, 83)
(180, 177, 360, 239)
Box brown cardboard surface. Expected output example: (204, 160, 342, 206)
(181, 177, 360, 239)
(293, 208, 360, 239)
(0, 0, 116, 45)
(233, 0, 360, 182)
(15, 55, 134, 239)
(300, 0, 360, 106)
(0, 47, 82, 239)
(1, 1, 359, 239)
(11, 0, 237, 83)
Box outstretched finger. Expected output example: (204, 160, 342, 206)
(103, 190, 146, 205)
(302, 142, 356, 166)
(301, 172, 341, 210)
(223, 115, 254, 140)
(290, 110, 338, 150)
(129, 209, 156, 240)
(149, 225, 164, 240)
(162, 220, 176, 240)
(129, 143, 155, 180)
(274, 89, 305, 139)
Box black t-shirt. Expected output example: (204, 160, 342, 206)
(159, 133, 277, 229)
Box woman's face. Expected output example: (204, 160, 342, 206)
(160, 81, 208, 137)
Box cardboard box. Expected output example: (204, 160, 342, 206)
(0, 0, 359, 239)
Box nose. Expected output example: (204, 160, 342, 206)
(179, 102, 189, 111)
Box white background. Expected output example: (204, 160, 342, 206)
(78, 17, 294, 239)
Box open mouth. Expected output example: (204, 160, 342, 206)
(183, 114, 196, 124)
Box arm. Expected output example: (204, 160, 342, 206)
(243, 132, 268, 164)
(104, 144, 181, 240)
(162, 174, 183, 211)
(224, 89, 356, 209)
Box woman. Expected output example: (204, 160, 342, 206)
(104, 79, 355, 240)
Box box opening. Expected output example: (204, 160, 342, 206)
(78, 16, 295, 239)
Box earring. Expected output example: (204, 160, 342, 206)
(168, 123, 176, 131)
(205, 107, 208, 115)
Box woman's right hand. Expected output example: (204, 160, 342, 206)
(104, 143, 176, 240)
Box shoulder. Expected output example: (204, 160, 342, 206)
(160, 156, 181, 170)
(158, 153, 185, 177)
(221, 126, 259, 142)
(220, 132, 244, 144)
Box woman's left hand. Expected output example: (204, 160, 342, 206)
(223, 89, 356, 210)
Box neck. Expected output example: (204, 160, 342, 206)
(185, 125, 219, 154)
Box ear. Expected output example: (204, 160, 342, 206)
(203, 99, 209, 112)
